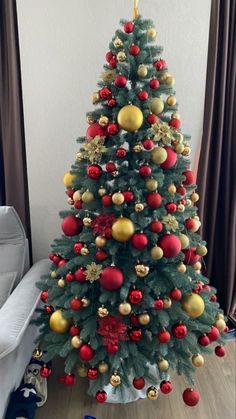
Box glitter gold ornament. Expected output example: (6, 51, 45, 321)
(182, 294, 205, 318)
(168, 184, 176, 194)
(163, 297, 172, 309)
(110, 372, 121, 387)
(98, 187, 106, 197)
(135, 202, 144, 212)
(71, 336, 83, 348)
(137, 64, 148, 77)
(191, 192, 199, 202)
(158, 359, 169, 371)
(32, 347, 43, 360)
(167, 95, 177, 106)
(82, 190, 94, 203)
(73, 190, 82, 201)
(183, 146, 191, 156)
(49, 310, 70, 333)
(192, 354, 205, 367)
(135, 263, 149, 277)
(112, 217, 135, 242)
(196, 244, 207, 256)
(177, 262, 187, 273)
(58, 278, 66, 288)
(95, 236, 107, 247)
(113, 37, 123, 48)
(139, 313, 150, 325)
(214, 318, 226, 332)
(98, 306, 109, 318)
(91, 91, 100, 104)
(118, 301, 132, 315)
(151, 146, 167, 164)
(85, 262, 102, 282)
(147, 386, 159, 400)
(178, 234, 190, 249)
(112, 192, 125, 205)
(98, 361, 109, 374)
(101, 69, 116, 84)
(117, 51, 126, 62)
(86, 115, 95, 125)
(146, 178, 158, 191)
(78, 365, 88, 378)
(150, 245, 163, 260)
(118, 105, 143, 132)
(147, 27, 157, 39)
(83, 217, 92, 227)
(99, 115, 109, 127)
(133, 142, 143, 152)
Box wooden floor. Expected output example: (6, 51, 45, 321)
(36, 340, 235, 419)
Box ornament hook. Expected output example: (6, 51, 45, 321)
(133, 0, 139, 20)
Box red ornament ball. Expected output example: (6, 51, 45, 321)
(122, 190, 134, 202)
(75, 267, 86, 282)
(183, 247, 200, 265)
(149, 220, 163, 233)
(139, 164, 152, 177)
(149, 78, 160, 89)
(146, 192, 162, 209)
(107, 123, 119, 136)
(169, 118, 181, 129)
(210, 294, 217, 302)
(87, 164, 102, 179)
(207, 326, 220, 342)
(116, 147, 127, 158)
(172, 323, 188, 339)
(61, 215, 83, 237)
(109, 56, 117, 68)
(137, 90, 149, 101)
(165, 202, 177, 213)
(130, 314, 139, 326)
(102, 195, 112, 207)
(160, 380, 173, 394)
(198, 334, 210, 346)
(58, 259, 67, 268)
(107, 343, 119, 354)
(115, 75, 127, 88)
(183, 388, 200, 406)
(79, 344, 95, 361)
(153, 59, 166, 70)
(64, 374, 75, 386)
(87, 367, 99, 380)
(70, 298, 83, 311)
(74, 242, 84, 254)
(105, 161, 117, 172)
(69, 325, 81, 337)
(74, 200, 82, 210)
(96, 390, 107, 403)
(52, 254, 61, 265)
(185, 218, 199, 231)
(107, 98, 117, 108)
(215, 345, 226, 357)
(96, 250, 108, 262)
(106, 51, 113, 63)
(40, 366, 52, 378)
(147, 113, 158, 124)
(129, 44, 140, 56)
(154, 298, 164, 310)
(158, 234, 181, 258)
(124, 21, 134, 33)
(99, 86, 112, 100)
(129, 289, 143, 304)
(48, 252, 55, 261)
(160, 146, 177, 169)
(182, 170, 196, 185)
(66, 272, 74, 282)
(130, 328, 142, 342)
(157, 330, 171, 343)
(133, 377, 145, 390)
(86, 122, 107, 139)
(44, 304, 54, 315)
(169, 288, 182, 301)
(143, 138, 154, 150)
(100, 266, 124, 291)
(40, 290, 48, 303)
(131, 233, 148, 250)
(177, 186, 186, 195)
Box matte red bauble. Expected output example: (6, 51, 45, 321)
(129, 44, 140, 55)
(160, 380, 173, 394)
(215, 345, 226, 357)
(169, 118, 181, 129)
(52, 254, 60, 264)
(96, 390, 107, 403)
(207, 326, 220, 342)
(69, 325, 81, 337)
(116, 147, 127, 158)
(158, 234, 181, 258)
(203, 284, 211, 292)
(130, 314, 139, 326)
(160, 146, 177, 169)
(137, 90, 149, 101)
(58, 259, 67, 268)
(183, 388, 200, 406)
(169, 288, 182, 301)
(109, 57, 117, 68)
(102, 195, 112, 207)
(157, 330, 171, 343)
(147, 113, 158, 124)
(107, 123, 119, 136)
(211, 294, 217, 302)
(133, 377, 145, 390)
(143, 138, 154, 149)
(177, 186, 186, 195)
(154, 299, 164, 310)
(86, 122, 107, 139)
(131, 233, 148, 250)
(165, 202, 177, 213)
(75, 267, 86, 282)
(146, 192, 162, 209)
(149, 78, 160, 89)
(172, 323, 188, 339)
(122, 190, 134, 202)
(115, 75, 127, 87)
(183, 248, 200, 265)
(106, 161, 117, 172)
(40, 290, 48, 302)
(70, 298, 83, 311)
(74, 242, 84, 254)
(124, 21, 134, 33)
(107, 98, 117, 108)
(64, 374, 75, 386)
(198, 334, 210, 346)
(99, 86, 112, 100)
(107, 343, 119, 354)
(96, 250, 108, 262)
(44, 305, 54, 315)
(149, 220, 163, 233)
(66, 272, 74, 282)
(61, 215, 83, 237)
(153, 59, 166, 70)
(128, 289, 143, 304)
(182, 170, 196, 185)
(130, 328, 142, 342)
(87, 367, 99, 380)
(139, 164, 152, 177)
(87, 164, 102, 179)
(40, 366, 52, 378)
(100, 266, 124, 291)
(79, 344, 95, 361)
(106, 51, 113, 63)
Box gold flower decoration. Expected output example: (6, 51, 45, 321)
(100, 69, 116, 84)
(83, 136, 107, 163)
(152, 122, 174, 144)
(85, 262, 103, 283)
(162, 214, 179, 231)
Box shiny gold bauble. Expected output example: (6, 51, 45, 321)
(98, 361, 109, 374)
(182, 293, 205, 318)
(98, 187, 106, 197)
(163, 297, 172, 309)
(137, 64, 148, 77)
(191, 192, 199, 202)
(151, 146, 167, 165)
(63, 172, 76, 188)
(193, 261, 202, 271)
(49, 310, 70, 333)
(86, 115, 95, 125)
(192, 354, 205, 367)
(112, 217, 135, 242)
(58, 278, 66, 288)
(83, 217, 92, 227)
(91, 91, 100, 104)
(147, 386, 159, 400)
(177, 204, 185, 212)
(98, 306, 109, 318)
(214, 318, 226, 332)
(110, 373, 121, 387)
(177, 262, 187, 273)
(117, 105, 143, 132)
(150, 97, 164, 115)
(81, 246, 89, 256)
(113, 37, 123, 48)
(147, 27, 157, 39)
(118, 301, 132, 316)
(81, 297, 90, 307)
(133, 142, 143, 152)
(175, 143, 185, 154)
(216, 313, 225, 320)
(99, 115, 109, 127)
(73, 190, 82, 202)
(182, 146, 191, 156)
(32, 347, 43, 360)
(165, 76, 175, 86)
(178, 233, 190, 249)
(150, 246, 163, 260)
(82, 190, 94, 203)
(146, 178, 158, 191)
(117, 51, 126, 62)
(112, 192, 125, 205)
(139, 313, 150, 325)
(167, 95, 177, 106)
(159, 71, 169, 83)
(158, 359, 169, 371)
(196, 244, 207, 257)
(50, 270, 58, 279)
(95, 236, 107, 247)
(168, 184, 176, 194)
(135, 202, 144, 212)
(71, 335, 83, 348)
(135, 264, 150, 277)
(77, 365, 88, 378)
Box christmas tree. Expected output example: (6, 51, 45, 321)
(35, 5, 227, 407)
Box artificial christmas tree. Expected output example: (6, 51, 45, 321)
(35, 1, 227, 406)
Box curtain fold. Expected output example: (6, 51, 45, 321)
(197, 0, 236, 323)
(0, 0, 32, 257)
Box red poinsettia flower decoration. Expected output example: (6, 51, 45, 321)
(92, 214, 116, 239)
(97, 315, 129, 346)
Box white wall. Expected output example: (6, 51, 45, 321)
(16, 0, 211, 261)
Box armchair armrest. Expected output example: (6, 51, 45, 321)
(0, 259, 50, 359)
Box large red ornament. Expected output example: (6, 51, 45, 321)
(198, 334, 210, 346)
(40, 290, 48, 303)
(122, 190, 134, 202)
(86, 122, 107, 139)
(116, 147, 127, 158)
(75, 267, 86, 282)
(169, 118, 181, 129)
(128, 289, 143, 304)
(157, 330, 171, 343)
(169, 288, 182, 301)
(143, 138, 154, 149)
(154, 298, 164, 310)
(79, 344, 95, 361)
(115, 75, 127, 87)
(137, 90, 149, 101)
(130, 328, 142, 342)
(107, 123, 119, 136)
(146, 192, 162, 209)
(40, 366, 52, 378)
(207, 326, 220, 342)
(61, 215, 83, 237)
(64, 374, 75, 386)
(183, 388, 200, 406)
(182, 170, 196, 185)
(149, 220, 163, 233)
(100, 266, 124, 291)
(129, 44, 140, 56)
(172, 323, 188, 339)
(87, 367, 99, 380)
(147, 113, 158, 124)
(139, 164, 152, 177)
(149, 78, 160, 89)
(102, 195, 112, 207)
(158, 234, 181, 258)
(183, 247, 200, 265)
(160, 380, 173, 394)
(106, 51, 113, 63)
(133, 377, 145, 390)
(131, 233, 148, 250)
(69, 325, 81, 336)
(74, 242, 84, 254)
(215, 345, 226, 357)
(124, 21, 134, 33)
(87, 164, 102, 179)
(70, 298, 83, 311)
(99, 86, 112, 100)
(96, 250, 108, 262)
(160, 146, 177, 169)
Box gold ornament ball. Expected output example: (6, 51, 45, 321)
(137, 64, 148, 77)
(147, 27, 157, 39)
(216, 313, 224, 320)
(113, 37, 123, 48)
(182, 146, 191, 156)
(150, 246, 163, 260)
(98, 306, 109, 318)
(150, 97, 164, 115)
(139, 313, 151, 325)
(172, 112, 181, 120)
(81, 297, 90, 307)
(151, 146, 167, 165)
(158, 359, 169, 371)
(112, 192, 125, 205)
(147, 386, 159, 400)
(178, 233, 190, 249)
(98, 187, 106, 197)
(58, 278, 66, 288)
(135, 202, 144, 212)
(193, 261, 202, 271)
(78, 365, 88, 378)
(63, 172, 75, 188)
(95, 236, 107, 247)
(214, 318, 226, 332)
(133, 142, 143, 152)
(49, 310, 70, 333)
(71, 336, 83, 349)
(91, 91, 100, 104)
(163, 297, 172, 309)
(175, 143, 185, 154)
(146, 178, 158, 191)
(99, 115, 109, 127)
(167, 95, 177, 106)
(112, 217, 135, 242)
(186, 198, 192, 207)
(165, 76, 175, 86)
(191, 192, 199, 202)
(118, 301, 132, 316)
(81, 246, 89, 256)
(177, 262, 187, 273)
(117, 51, 126, 62)
(168, 184, 176, 194)
(192, 354, 205, 367)
(50, 270, 57, 279)
(98, 361, 109, 374)
(182, 293, 205, 318)
(82, 190, 94, 203)
(86, 115, 94, 125)
(159, 71, 169, 83)
(196, 244, 208, 257)
(73, 190, 82, 202)
(135, 264, 150, 277)
(110, 373, 121, 387)
(32, 347, 43, 360)
(83, 217, 92, 227)
(177, 204, 185, 213)
(117, 105, 143, 132)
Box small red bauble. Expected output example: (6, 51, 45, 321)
(211, 294, 217, 302)
(99, 87, 112, 100)
(158, 234, 181, 258)
(137, 90, 149, 101)
(58, 259, 67, 268)
(86, 122, 107, 139)
(40, 290, 48, 302)
(87, 164, 102, 179)
(96, 390, 107, 403)
(74, 242, 84, 254)
(215, 345, 226, 357)
(131, 233, 148, 250)
(48, 252, 55, 261)
(107, 123, 119, 136)
(146, 192, 162, 209)
(109, 56, 118, 68)
(130, 328, 142, 342)
(53, 255, 61, 265)
(40, 366, 52, 378)
(198, 334, 210, 346)
(169, 288, 182, 301)
(133, 377, 145, 390)
(87, 367, 99, 380)
(61, 215, 83, 237)
(116, 147, 127, 158)
(139, 164, 152, 177)
(70, 298, 83, 311)
(79, 344, 95, 361)
(102, 195, 112, 207)
(143, 138, 154, 150)
(64, 374, 75, 386)
(129, 44, 140, 56)
(203, 284, 211, 292)
(122, 190, 134, 202)
(44, 304, 54, 315)
(107, 343, 119, 354)
(207, 326, 220, 342)
(154, 298, 164, 310)
(96, 250, 108, 262)
(100, 266, 124, 291)
(106, 51, 113, 63)
(74, 200, 82, 209)
(160, 146, 177, 169)
(177, 186, 186, 195)
(169, 118, 181, 129)
(165, 202, 177, 213)
(115, 75, 127, 87)
(149, 78, 160, 89)
(124, 21, 134, 33)
(107, 98, 117, 108)
(153, 59, 167, 70)
(183, 388, 200, 406)
(183, 248, 200, 265)
(69, 325, 81, 336)
(182, 170, 196, 185)
(147, 113, 158, 124)
(160, 380, 173, 394)
(75, 267, 86, 282)
(172, 323, 188, 339)
(106, 161, 117, 172)
(129, 289, 143, 304)
(224, 326, 229, 333)
(66, 188, 75, 198)
(149, 220, 163, 233)
(66, 272, 74, 282)
(157, 330, 171, 343)
(130, 314, 139, 326)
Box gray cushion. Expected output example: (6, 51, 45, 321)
(0, 272, 17, 308)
